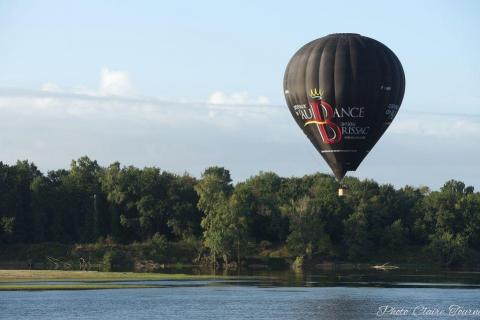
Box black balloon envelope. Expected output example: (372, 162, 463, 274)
(284, 33, 405, 180)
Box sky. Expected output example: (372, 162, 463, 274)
(0, 0, 479, 189)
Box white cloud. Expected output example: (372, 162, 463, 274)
(99, 67, 134, 96)
(0, 85, 282, 131)
(40, 83, 62, 92)
(0, 85, 292, 185)
(38, 68, 135, 97)
(208, 91, 270, 105)
(0, 70, 479, 189)
(390, 113, 480, 137)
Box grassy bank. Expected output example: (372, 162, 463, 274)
(0, 269, 227, 291)
(0, 269, 221, 281)
(0, 283, 154, 291)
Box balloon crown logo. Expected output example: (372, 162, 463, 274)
(309, 88, 324, 99)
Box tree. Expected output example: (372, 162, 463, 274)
(428, 231, 467, 266)
(383, 219, 407, 250)
(398, 185, 427, 245)
(195, 166, 233, 213)
(456, 192, 480, 250)
(99, 162, 124, 242)
(1, 155, 479, 268)
(343, 201, 371, 260)
(241, 172, 288, 245)
(10, 161, 41, 242)
(195, 167, 247, 266)
(61, 156, 104, 242)
(281, 196, 337, 260)
(0, 162, 15, 243)
(30, 176, 51, 242)
(166, 174, 201, 240)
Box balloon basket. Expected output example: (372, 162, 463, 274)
(338, 185, 348, 197)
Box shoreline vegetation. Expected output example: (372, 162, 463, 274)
(1, 156, 480, 275)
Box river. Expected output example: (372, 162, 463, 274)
(1, 269, 480, 319)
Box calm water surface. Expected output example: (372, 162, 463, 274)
(1, 270, 480, 320)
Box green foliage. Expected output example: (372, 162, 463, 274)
(292, 255, 304, 270)
(195, 167, 248, 265)
(282, 197, 322, 258)
(383, 219, 407, 250)
(151, 232, 167, 249)
(241, 172, 288, 244)
(428, 231, 467, 266)
(1, 217, 15, 234)
(343, 205, 371, 260)
(102, 250, 122, 272)
(149, 232, 167, 259)
(0, 157, 478, 268)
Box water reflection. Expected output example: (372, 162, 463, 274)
(3, 268, 480, 290)
(1, 280, 479, 320)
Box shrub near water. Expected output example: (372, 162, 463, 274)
(102, 251, 115, 272)
(147, 233, 167, 260)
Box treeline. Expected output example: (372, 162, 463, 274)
(1, 157, 479, 267)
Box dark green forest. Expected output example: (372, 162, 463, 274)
(1, 156, 479, 269)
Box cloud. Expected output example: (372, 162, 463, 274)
(0, 83, 291, 184)
(0, 69, 278, 131)
(0, 69, 478, 189)
(208, 91, 270, 105)
(99, 67, 134, 96)
(38, 67, 135, 97)
(40, 83, 62, 93)
(390, 112, 480, 137)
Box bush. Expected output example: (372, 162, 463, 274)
(152, 233, 167, 250)
(147, 233, 168, 261)
(428, 231, 467, 266)
(292, 255, 304, 271)
(102, 250, 122, 271)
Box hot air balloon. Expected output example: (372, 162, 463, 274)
(283, 33, 405, 195)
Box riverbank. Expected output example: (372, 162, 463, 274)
(0, 269, 230, 291)
(0, 241, 480, 281)
(0, 269, 226, 281)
